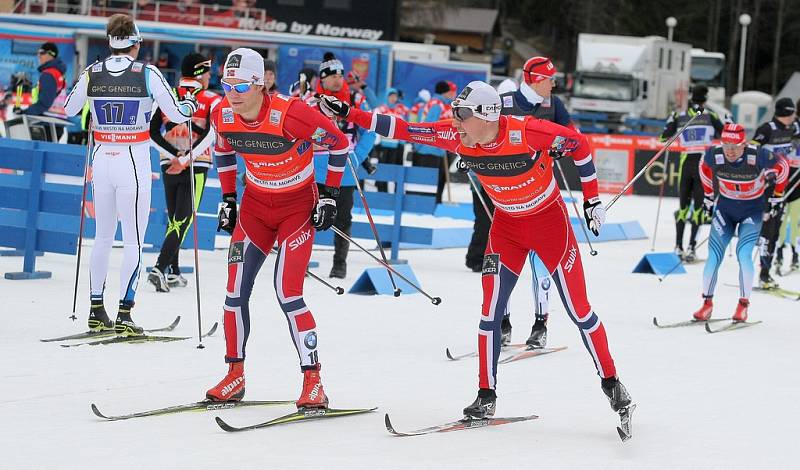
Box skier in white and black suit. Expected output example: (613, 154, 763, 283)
(64, 14, 196, 335)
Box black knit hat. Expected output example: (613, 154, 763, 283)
(690, 84, 708, 104)
(38, 42, 58, 58)
(181, 53, 211, 78)
(435, 80, 450, 95)
(774, 97, 796, 117)
(319, 52, 344, 79)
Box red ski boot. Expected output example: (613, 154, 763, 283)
(732, 298, 749, 323)
(296, 364, 329, 409)
(206, 362, 245, 402)
(692, 297, 713, 321)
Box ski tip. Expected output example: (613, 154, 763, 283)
(652, 317, 659, 327)
(384, 413, 402, 435)
(704, 322, 714, 333)
(445, 348, 455, 360)
(90, 403, 109, 420)
(169, 316, 181, 329)
(206, 322, 219, 337)
(214, 416, 237, 432)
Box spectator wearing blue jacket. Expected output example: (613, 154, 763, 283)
(412, 80, 456, 203)
(313, 52, 377, 278)
(20, 42, 68, 140)
(373, 88, 409, 192)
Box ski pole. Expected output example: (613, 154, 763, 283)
(651, 150, 670, 251)
(658, 234, 709, 282)
(186, 114, 205, 349)
(69, 129, 93, 321)
(606, 113, 702, 212)
(330, 226, 441, 304)
(442, 153, 453, 204)
(466, 171, 493, 222)
(554, 160, 597, 256)
(779, 172, 800, 203)
(271, 248, 344, 295)
(346, 156, 401, 296)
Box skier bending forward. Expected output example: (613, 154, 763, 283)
(319, 81, 632, 419)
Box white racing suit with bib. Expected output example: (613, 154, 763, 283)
(64, 55, 194, 310)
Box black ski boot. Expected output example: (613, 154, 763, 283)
(684, 244, 697, 263)
(500, 315, 512, 346)
(601, 376, 632, 412)
(526, 316, 548, 349)
(88, 302, 113, 331)
(463, 388, 496, 419)
(775, 247, 785, 275)
(759, 269, 779, 289)
(115, 301, 144, 336)
(329, 261, 346, 279)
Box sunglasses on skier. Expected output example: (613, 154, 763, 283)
(221, 79, 256, 94)
(452, 102, 500, 121)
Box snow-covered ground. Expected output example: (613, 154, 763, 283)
(2, 190, 798, 469)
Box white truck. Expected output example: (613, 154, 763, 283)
(690, 49, 727, 104)
(570, 33, 692, 129)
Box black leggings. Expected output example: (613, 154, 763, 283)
(155, 167, 207, 274)
(675, 152, 704, 249)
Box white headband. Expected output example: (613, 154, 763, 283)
(108, 24, 142, 49)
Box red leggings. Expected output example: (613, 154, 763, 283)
(478, 198, 617, 390)
(223, 184, 321, 370)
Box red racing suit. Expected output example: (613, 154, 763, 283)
(346, 108, 618, 389)
(212, 92, 349, 369)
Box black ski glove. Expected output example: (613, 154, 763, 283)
(217, 193, 238, 234)
(318, 94, 351, 119)
(312, 186, 339, 231)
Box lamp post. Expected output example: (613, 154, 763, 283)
(738, 13, 751, 93)
(666, 17, 677, 42)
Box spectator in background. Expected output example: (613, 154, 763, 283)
(289, 67, 318, 99)
(345, 70, 378, 109)
(17, 42, 68, 141)
(312, 52, 376, 279)
(408, 88, 430, 123)
(373, 88, 409, 192)
(19, 42, 67, 119)
(264, 59, 277, 93)
(412, 80, 456, 203)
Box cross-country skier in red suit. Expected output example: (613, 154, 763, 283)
(205, 48, 351, 409)
(319, 81, 632, 420)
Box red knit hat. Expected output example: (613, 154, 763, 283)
(721, 123, 746, 145)
(523, 56, 556, 85)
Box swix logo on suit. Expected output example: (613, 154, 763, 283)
(458, 116, 557, 216)
(289, 229, 312, 251)
(216, 95, 314, 193)
(563, 245, 577, 273)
